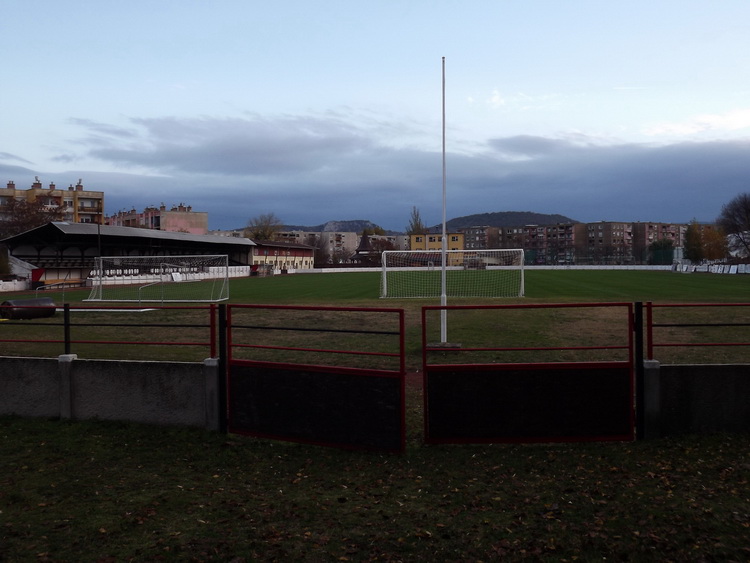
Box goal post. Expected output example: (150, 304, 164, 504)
(381, 249, 525, 298)
(85, 255, 230, 303)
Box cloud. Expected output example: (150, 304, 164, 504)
(487, 89, 506, 108)
(43, 115, 750, 231)
(68, 115, 380, 176)
(644, 108, 750, 137)
(67, 118, 139, 139)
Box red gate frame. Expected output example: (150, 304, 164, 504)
(225, 304, 406, 453)
(422, 302, 636, 444)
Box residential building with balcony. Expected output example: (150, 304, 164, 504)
(631, 222, 685, 263)
(1, 178, 104, 224)
(107, 204, 208, 235)
(458, 225, 500, 249)
(276, 230, 360, 261)
(580, 222, 635, 264)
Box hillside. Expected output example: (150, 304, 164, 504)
(443, 211, 577, 230)
(283, 212, 576, 235)
(282, 220, 383, 233)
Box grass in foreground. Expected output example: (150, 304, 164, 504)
(1, 416, 748, 561)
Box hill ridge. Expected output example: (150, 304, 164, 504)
(282, 212, 577, 234)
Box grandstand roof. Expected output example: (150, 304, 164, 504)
(2, 222, 256, 270)
(3, 221, 255, 247)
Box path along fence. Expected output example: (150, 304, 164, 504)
(1, 301, 749, 452)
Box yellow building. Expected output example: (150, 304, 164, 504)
(409, 232, 464, 251)
(2, 178, 104, 224)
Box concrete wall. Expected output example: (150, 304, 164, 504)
(0, 357, 60, 417)
(0, 355, 220, 430)
(3, 355, 748, 439)
(644, 362, 750, 439)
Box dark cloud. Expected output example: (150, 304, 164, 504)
(72, 115, 376, 176)
(487, 135, 582, 157)
(32, 116, 750, 230)
(0, 152, 34, 165)
(67, 118, 138, 139)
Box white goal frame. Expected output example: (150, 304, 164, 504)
(380, 249, 525, 298)
(85, 255, 230, 303)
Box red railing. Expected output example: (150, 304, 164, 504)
(645, 302, 750, 361)
(422, 302, 635, 366)
(227, 304, 405, 373)
(0, 303, 218, 359)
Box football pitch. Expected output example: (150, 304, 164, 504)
(226, 269, 749, 305)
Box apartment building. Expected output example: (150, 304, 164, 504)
(460, 226, 500, 249)
(1, 178, 104, 224)
(107, 204, 208, 235)
(631, 222, 685, 262)
(409, 232, 465, 251)
(276, 230, 360, 259)
(477, 220, 697, 265)
(495, 225, 557, 263)
(546, 223, 586, 264)
(581, 222, 635, 264)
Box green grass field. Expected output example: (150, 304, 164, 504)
(19, 268, 750, 305)
(228, 269, 750, 304)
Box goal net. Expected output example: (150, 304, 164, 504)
(85, 255, 230, 303)
(381, 249, 525, 298)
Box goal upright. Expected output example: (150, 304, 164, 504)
(381, 249, 525, 299)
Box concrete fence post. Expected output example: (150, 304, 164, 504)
(203, 358, 220, 431)
(642, 359, 661, 440)
(58, 354, 78, 420)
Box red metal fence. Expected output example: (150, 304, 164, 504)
(4, 300, 749, 448)
(0, 303, 217, 359)
(645, 302, 750, 362)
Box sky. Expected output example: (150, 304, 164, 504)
(2, 1, 750, 232)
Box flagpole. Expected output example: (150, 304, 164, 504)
(440, 56, 448, 343)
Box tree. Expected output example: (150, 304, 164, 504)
(368, 237, 396, 266)
(0, 197, 65, 240)
(684, 220, 704, 262)
(648, 239, 674, 265)
(305, 233, 330, 266)
(702, 227, 728, 260)
(717, 193, 750, 257)
(244, 212, 283, 241)
(406, 206, 426, 235)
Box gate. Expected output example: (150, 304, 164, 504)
(422, 303, 635, 444)
(225, 305, 406, 453)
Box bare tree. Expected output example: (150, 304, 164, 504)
(244, 212, 283, 241)
(717, 193, 750, 257)
(369, 237, 397, 266)
(406, 206, 426, 235)
(0, 197, 65, 240)
(305, 233, 330, 266)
